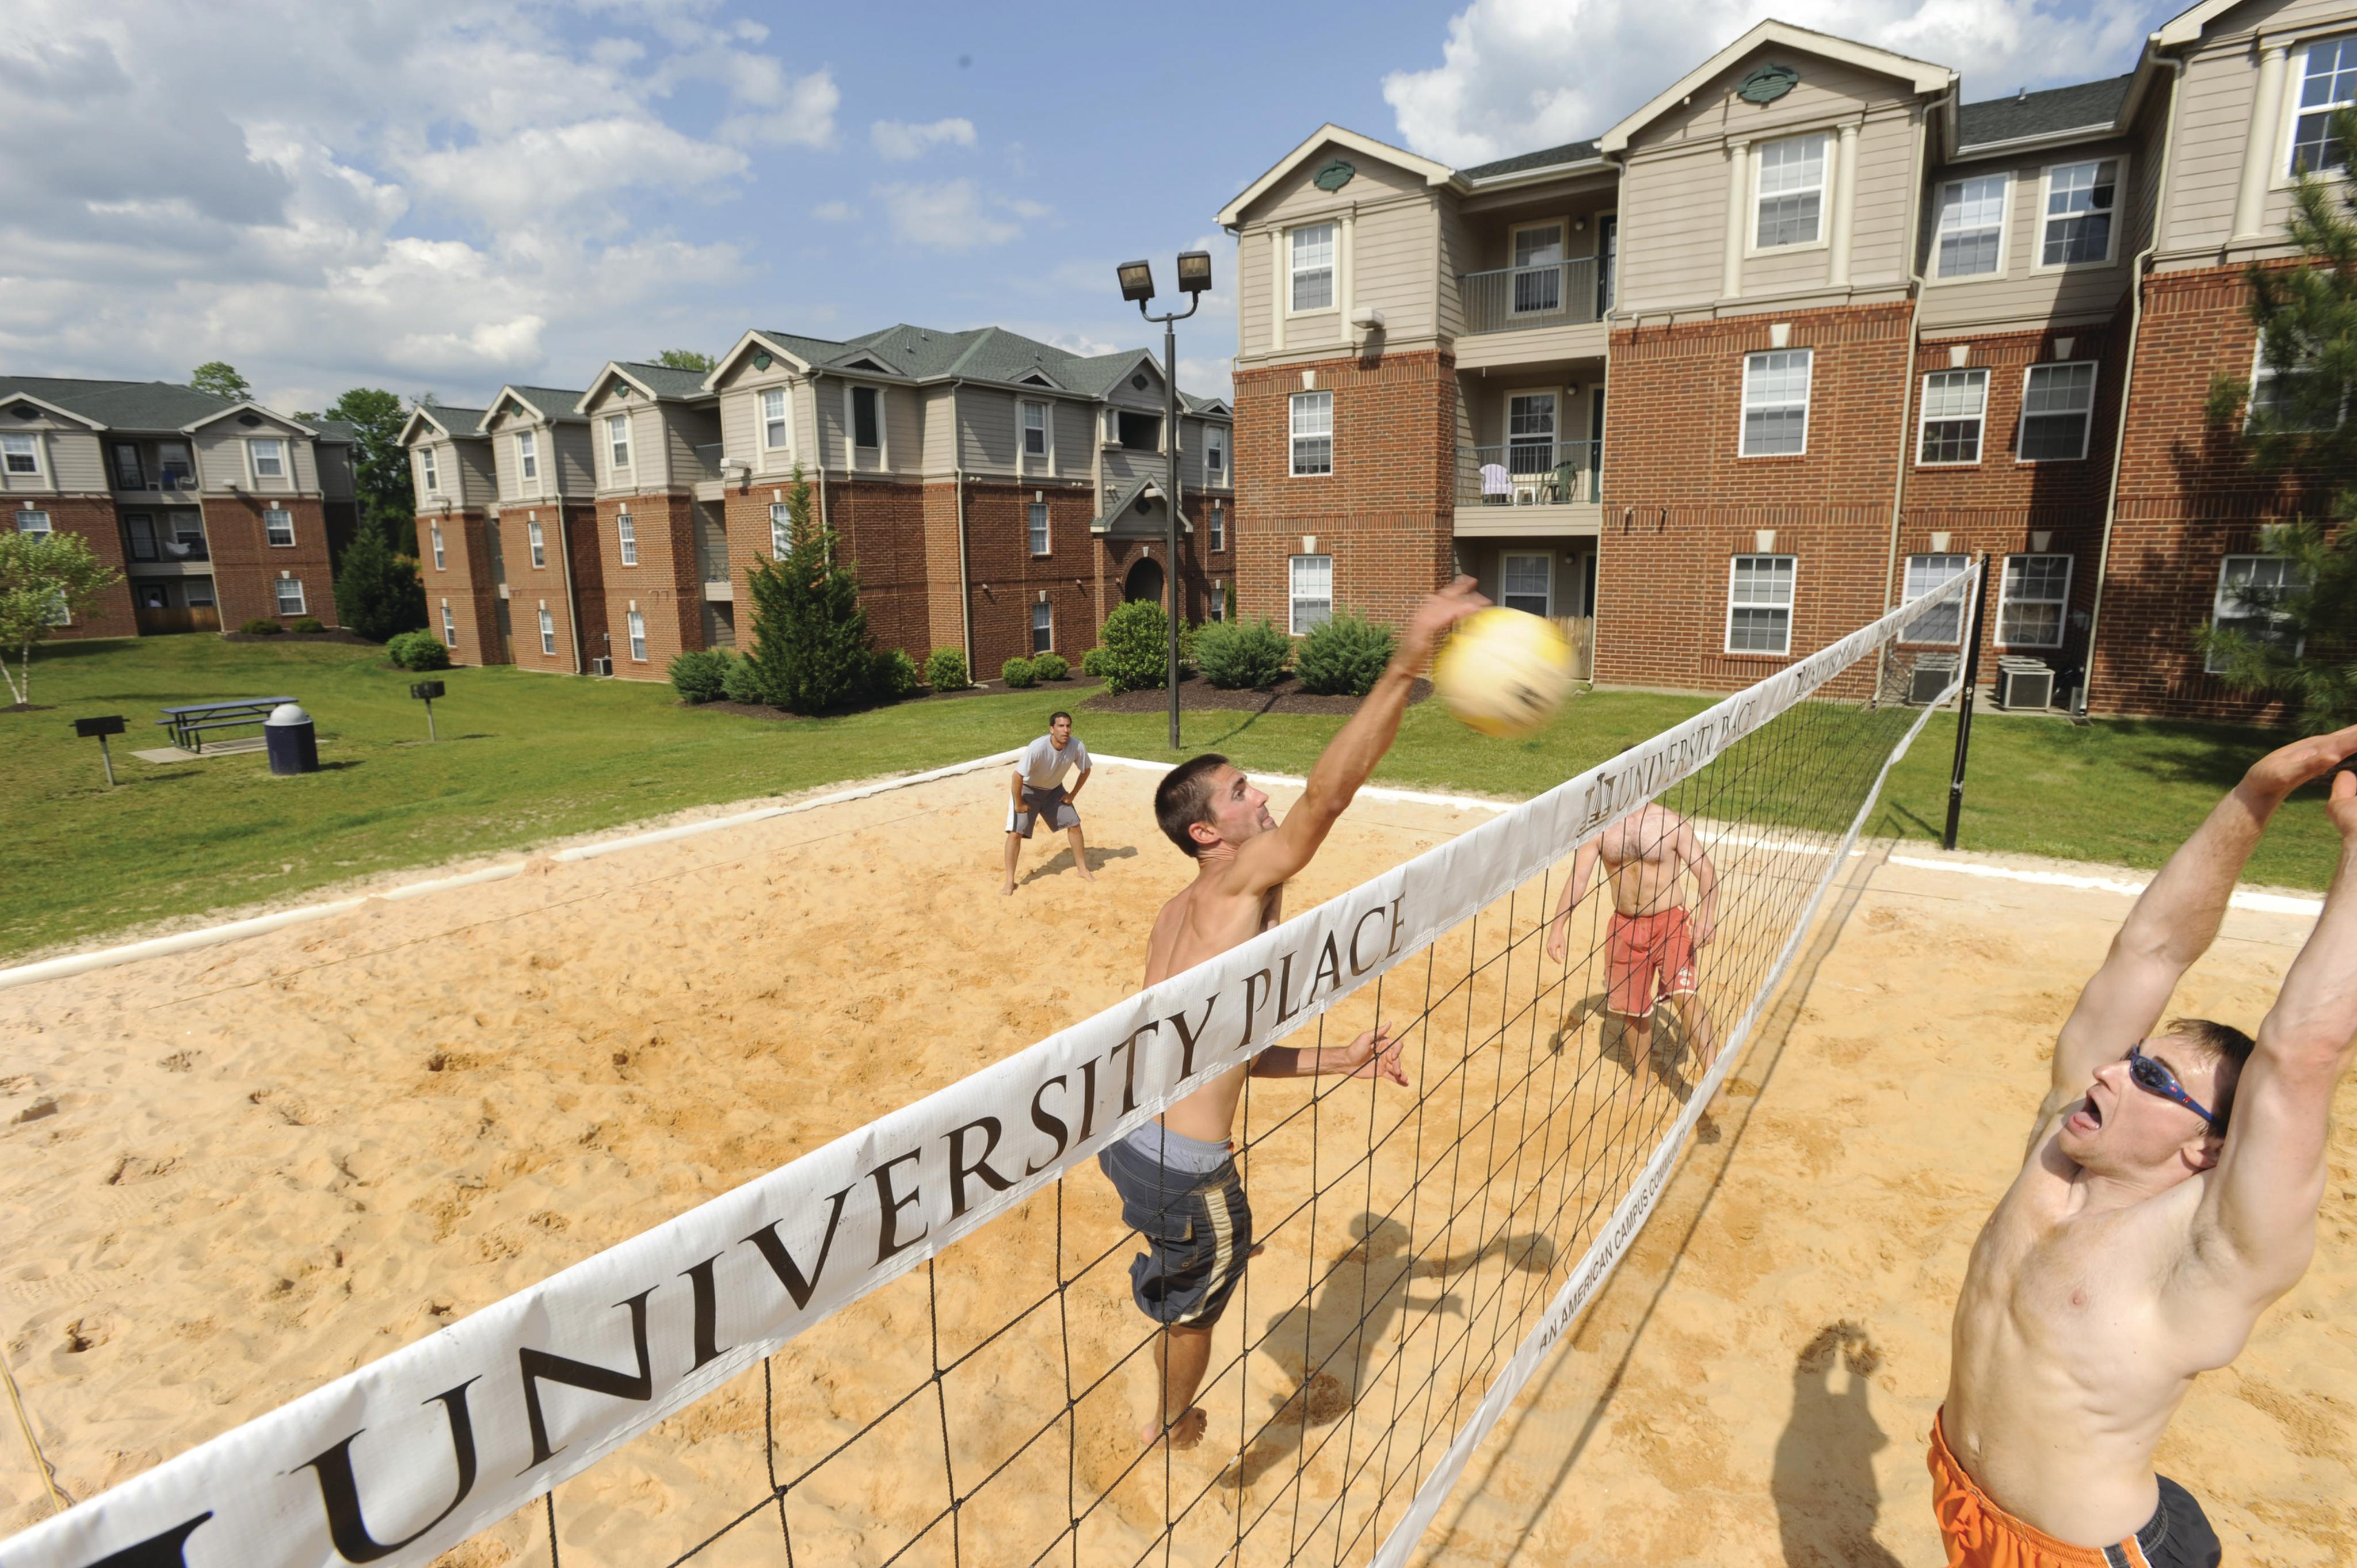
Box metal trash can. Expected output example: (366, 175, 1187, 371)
(264, 702, 319, 776)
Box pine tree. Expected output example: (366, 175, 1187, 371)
(2203, 106, 2357, 731)
(740, 467, 879, 712)
(333, 525, 428, 642)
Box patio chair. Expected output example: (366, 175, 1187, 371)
(1479, 463, 1511, 505)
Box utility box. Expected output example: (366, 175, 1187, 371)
(264, 702, 319, 776)
(1908, 653, 1960, 705)
(1995, 657, 2055, 712)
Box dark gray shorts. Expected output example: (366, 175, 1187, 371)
(1008, 785, 1078, 837)
(1098, 1134, 1253, 1327)
(2112, 1477, 2221, 1568)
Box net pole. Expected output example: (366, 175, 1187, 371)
(1944, 551, 1994, 851)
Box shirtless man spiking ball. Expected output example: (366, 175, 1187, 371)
(1936, 723, 2357, 1567)
(1098, 578, 1486, 1451)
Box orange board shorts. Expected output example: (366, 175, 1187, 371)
(1605, 907, 1697, 1019)
(1927, 1410, 2221, 1568)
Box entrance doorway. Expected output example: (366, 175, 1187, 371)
(1123, 558, 1164, 608)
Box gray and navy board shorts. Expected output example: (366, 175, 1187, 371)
(2111, 1477, 2222, 1568)
(1097, 1124, 1253, 1327)
(1007, 785, 1079, 837)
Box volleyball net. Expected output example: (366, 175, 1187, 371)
(2, 566, 1977, 1568)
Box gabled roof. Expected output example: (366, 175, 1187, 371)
(0, 375, 244, 432)
(1462, 139, 1604, 183)
(2154, 0, 2240, 48)
(1090, 474, 1188, 535)
(0, 387, 109, 430)
(487, 386, 588, 425)
(708, 322, 1229, 413)
(1216, 123, 1454, 227)
(182, 400, 317, 436)
(1600, 20, 1956, 155)
(312, 418, 358, 444)
(399, 405, 489, 444)
(581, 360, 716, 410)
(1956, 75, 2135, 151)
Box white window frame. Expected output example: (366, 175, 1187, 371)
(1020, 399, 1052, 474)
(527, 520, 546, 569)
(606, 413, 632, 474)
(264, 507, 295, 547)
(1902, 553, 1971, 645)
(1929, 172, 2011, 281)
(627, 609, 648, 662)
(1500, 551, 1554, 617)
(1916, 368, 1990, 466)
(539, 605, 556, 655)
(1209, 500, 1225, 553)
(1205, 425, 1226, 482)
(247, 437, 288, 482)
(441, 601, 458, 648)
(2282, 35, 2357, 182)
(617, 510, 638, 567)
(1505, 388, 1561, 479)
(275, 575, 307, 616)
(769, 501, 792, 559)
(430, 522, 446, 570)
(1996, 553, 2073, 649)
(759, 386, 791, 463)
(516, 429, 540, 492)
(2246, 335, 2347, 430)
(1725, 554, 1798, 655)
(1739, 349, 1814, 457)
(2033, 157, 2124, 270)
(1750, 132, 1831, 253)
(845, 384, 885, 461)
(1290, 390, 1334, 477)
(2016, 361, 2099, 463)
(2207, 555, 2308, 672)
(1031, 600, 1053, 654)
(2, 433, 45, 480)
(1289, 553, 1333, 635)
(1507, 219, 1570, 315)
(14, 508, 52, 536)
(1288, 222, 1337, 315)
(114, 442, 146, 490)
(1211, 583, 1227, 623)
(419, 447, 439, 494)
(1028, 500, 1050, 556)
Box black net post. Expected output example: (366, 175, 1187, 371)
(1944, 554, 1993, 852)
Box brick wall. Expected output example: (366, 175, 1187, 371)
(962, 481, 1100, 673)
(208, 495, 337, 627)
(596, 493, 701, 680)
(415, 511, 508, 665)
(493, 504, 603, 676)
(17, 497, 135, 640)
(821, 478, 937, 661)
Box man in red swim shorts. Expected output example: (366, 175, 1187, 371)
(1544, 800, 1721, 1107)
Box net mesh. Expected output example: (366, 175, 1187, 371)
(433, 604, 1956, 1568)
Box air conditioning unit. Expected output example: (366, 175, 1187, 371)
(589, 656, 613, 677)
(1996, 657, 2054, 711)
(1906, 653, 1960, 705)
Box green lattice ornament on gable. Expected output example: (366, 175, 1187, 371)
(1738, 63, 1799, 104)
(1313, 158, 1356, 192)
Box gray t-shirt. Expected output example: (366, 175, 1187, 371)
(1020, 733, 1090, 790)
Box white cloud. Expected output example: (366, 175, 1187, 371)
(870, 117, 979, 161)
(811, 200, 859, 222)
(1382, 0, 2152, 165)
(875, 179, 1021, 250)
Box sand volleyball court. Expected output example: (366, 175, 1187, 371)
(2, 760, 2351, 1566)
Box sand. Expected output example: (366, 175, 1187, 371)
(2, 762, 2351, 1566)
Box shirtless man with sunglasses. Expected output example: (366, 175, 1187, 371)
(1935, 723, 2357, 1567)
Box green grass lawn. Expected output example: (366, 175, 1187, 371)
(4, 636, 2341, 964)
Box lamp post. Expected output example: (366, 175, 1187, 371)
(1117, 250, 1212, 750)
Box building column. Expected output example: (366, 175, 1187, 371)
(1271, 229, 1287, 353)
(2233, 43, 2293, 241)
(1723, 139, 1751, 299)
(1828, 121, 1860, 287)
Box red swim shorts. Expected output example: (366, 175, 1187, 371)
(1605, 907, 1697, 1019)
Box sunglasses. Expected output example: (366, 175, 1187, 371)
(2126, 1044, 2218, 1128)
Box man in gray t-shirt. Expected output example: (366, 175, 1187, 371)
(1004, 711, 1094, 895)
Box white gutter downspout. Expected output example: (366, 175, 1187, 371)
(1883, 90, 1946, 635)
(2078, 48, 2186, 718)
(954, 460, 974, 675)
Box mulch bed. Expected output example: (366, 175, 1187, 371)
(220, 629, 373, 645)
(1086, 674, 1431, 718)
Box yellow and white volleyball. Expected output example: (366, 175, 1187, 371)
(1431, 608, 1576, 739)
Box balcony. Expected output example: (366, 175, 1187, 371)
(1454, 260, 1610, 369)
(690, 442, 729, 503)
(1455, 440, 1601, 537)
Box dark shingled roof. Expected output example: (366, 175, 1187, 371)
(499, 386, 589, 422)
(1460, 138, 1603, 181)
(416, 405, 489, 437)
(610, 361, 714, 400)
(0, 375, 241, 430)
(312, 418, 358, 444)
(747, 324, 1226, 413)
(1957, 74, 2133, 148)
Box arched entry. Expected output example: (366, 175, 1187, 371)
(1123, 557, 1164, 608)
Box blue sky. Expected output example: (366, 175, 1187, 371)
(0, 0, 2186, 413)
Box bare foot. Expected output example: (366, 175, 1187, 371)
(1141, 1406, 1208, 1449)
(1001, 883, 1016, 896)
(1077, 870, 1097, 883)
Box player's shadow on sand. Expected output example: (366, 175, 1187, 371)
(1772, 1321, 1906, 1568)
(1549, 993, 1714, 1130)
(1016, 844, 1139, 886)
(1226, 1214, 1554, 1490)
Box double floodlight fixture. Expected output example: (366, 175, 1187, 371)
(1115, 250, 1214, 308)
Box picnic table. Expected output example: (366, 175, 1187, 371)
(155, 697, 296, 753)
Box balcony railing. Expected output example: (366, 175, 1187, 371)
(128, 534, 210, 563)
(1460, 440, 1601, 508)
(1458, 259, 1604, 335)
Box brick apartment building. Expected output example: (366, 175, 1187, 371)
(1221, 0, 2351, 721)
(1, 377, 355, 639)
(407, 326, 1234, 682)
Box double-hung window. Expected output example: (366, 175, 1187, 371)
(3, 434, 41, 478)
(275, 577, 306, 615)
(2039, 161, 2118, 266)
(1997, 554, 2072, 647)
(2248, 336, 2345, 430)
(1211, 583, 1227, 623)
(1934, 174, 2008, 278)
(115, 444, 146, 489)
(2018, 363, 2097, 460)
(1290, 223, 1336, 312)
(616, 512, 637, 567)
(769, 501, 792, 559)
(1918, 369, 1989, 464)
(14, 508, 51, 536)
(2208, 556, 2307, 672)
(1511, 222, 1565, 315)
(762, 388, 790, 456)
(528, 520, 546, 568)
(1740, 350, 1813, 456)
(607, 414, 631, 472)
(1206, 426, 1226, 482)
(1903, 554, 1970, 643)
(538, 606, 556, 655)
(1021, 400, 1050, 468)
(250, 438, 287, 480)
(627, 609, 648, 662)
(1028, 501, 1049, 556)
(430, 522, 446, 570)
(1508, 392, 1558, 475)
(265, 508, 295, 546)
(1289, 554, 1333, 635)
(1501, 553, 1553, 617)
(419, 447, 439, 494)
(1031, 601, 1052, 654)
(517, 430, 540, 489)
(850, 386, 882, 453)
(1726, 555, 1797, 654)
(2291, 37, 2357, 174)
(441, 601, 458, 648)
(1209, 501, 1225, 552)
(1290, 391, 1333, 476)
(1755, 133, 1828, 248)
